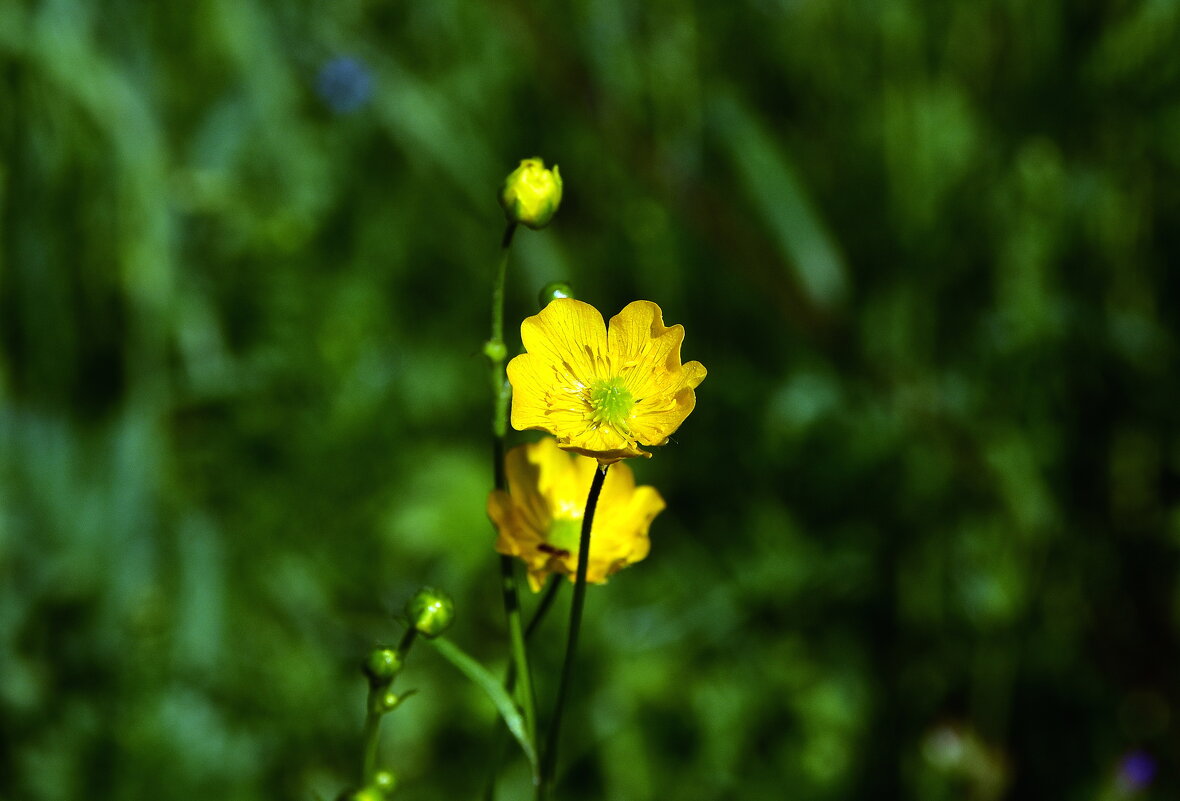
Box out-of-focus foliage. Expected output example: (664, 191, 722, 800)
(2, 0, 1179, 799)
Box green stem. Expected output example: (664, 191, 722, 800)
(490, 222, 517, 362)
(360, 696, 382, 784)
(538, 464, 609, 799)
(361, 627, 417, 783)
(486, 221, 537, 747)
(503, 576, 565, 695)
(526, 575, 565, 642)
(395, 626, 417, 663)
(484, 576, 565, 801)
(490, 225, 516, 481)
(502, 555, 536, 743)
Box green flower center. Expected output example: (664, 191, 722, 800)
(588, 378, 634, 431)
(547, 518, 582, 554)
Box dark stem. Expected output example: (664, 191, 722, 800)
(525, 575, 565, 642)
(537, 464, 609, 798)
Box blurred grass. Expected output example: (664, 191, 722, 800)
(2, 0, 1180, 799)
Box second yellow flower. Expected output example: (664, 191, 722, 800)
(488, 438, 665, 591)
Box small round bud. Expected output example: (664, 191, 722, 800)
(538, 281, 575, 308)
(364, 648, 403, 685)
(406, 587, 455, 638)
(374, 687, 417, 715)
(500, 158, 563, 230)
(372, 771, 398, 793)
(379, 690, 402, 712)
(483, 339, 508, 363)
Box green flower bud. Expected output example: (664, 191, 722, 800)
(538, 281, 575, 308)
(482, 339, 508, 363)
(364, 648, 403, 686)
(379, 689, 409, 713)
(500, 158, 562, 230)
(406, 587, 454, 638)
(372, 771, 398, 794)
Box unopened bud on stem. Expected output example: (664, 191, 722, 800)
(500, 158, 562, 230)
(538, 281, 575, 308)
(406, 587, 455, 638)
(364, 648, 403, 686)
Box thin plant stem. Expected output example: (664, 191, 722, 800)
(483, 575, 565, 801)
(490, 222, 517, 365)
(538, 464, 609, 799)
(503, 576, 565, 695)
(361, 627, 417, 782)
(486, 221, 538, 748)
(360, 697, 382, 784)
(526, 576, 565, 642)
(500, 556, 536, 743)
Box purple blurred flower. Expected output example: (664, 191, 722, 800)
(316, 56, 373, 114)
(1118, 751, 1157, 792)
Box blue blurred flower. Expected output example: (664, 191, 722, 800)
(1117, 751, 1157, 792)
(316, 56, 373, 114)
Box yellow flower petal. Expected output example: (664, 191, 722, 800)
(519, 298, 608, 382)
(607, 301, 687, 390)
(628, 361, 706, 446)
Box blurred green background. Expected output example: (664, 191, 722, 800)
(2, 0, 1179, 799)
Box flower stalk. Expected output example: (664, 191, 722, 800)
(361, 626, 417, 783)
(538, 463, 609, 799)
(488, 222, 517, 454)
(482, 576, 564, 801)
(524, 576, 564, 641)
(485, 220, 539, 750)
(502, 577, 564, 696)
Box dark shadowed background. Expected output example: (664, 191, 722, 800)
(2, 1, 1179, 799)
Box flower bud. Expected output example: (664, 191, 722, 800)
(538, 281, 575, 308)
(483, 339, 508, 363)
(500, 158, 562, 230)
(406, 587, 454, 638)
(378, 689, 411, 713)
(364, 648, 403, 686)
(372, 771, 398, 794)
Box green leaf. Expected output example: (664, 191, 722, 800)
(427, 636, 539, 775)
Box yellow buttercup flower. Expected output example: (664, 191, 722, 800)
(507, 299, 706, 463)
(488, 437, 665, 591)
